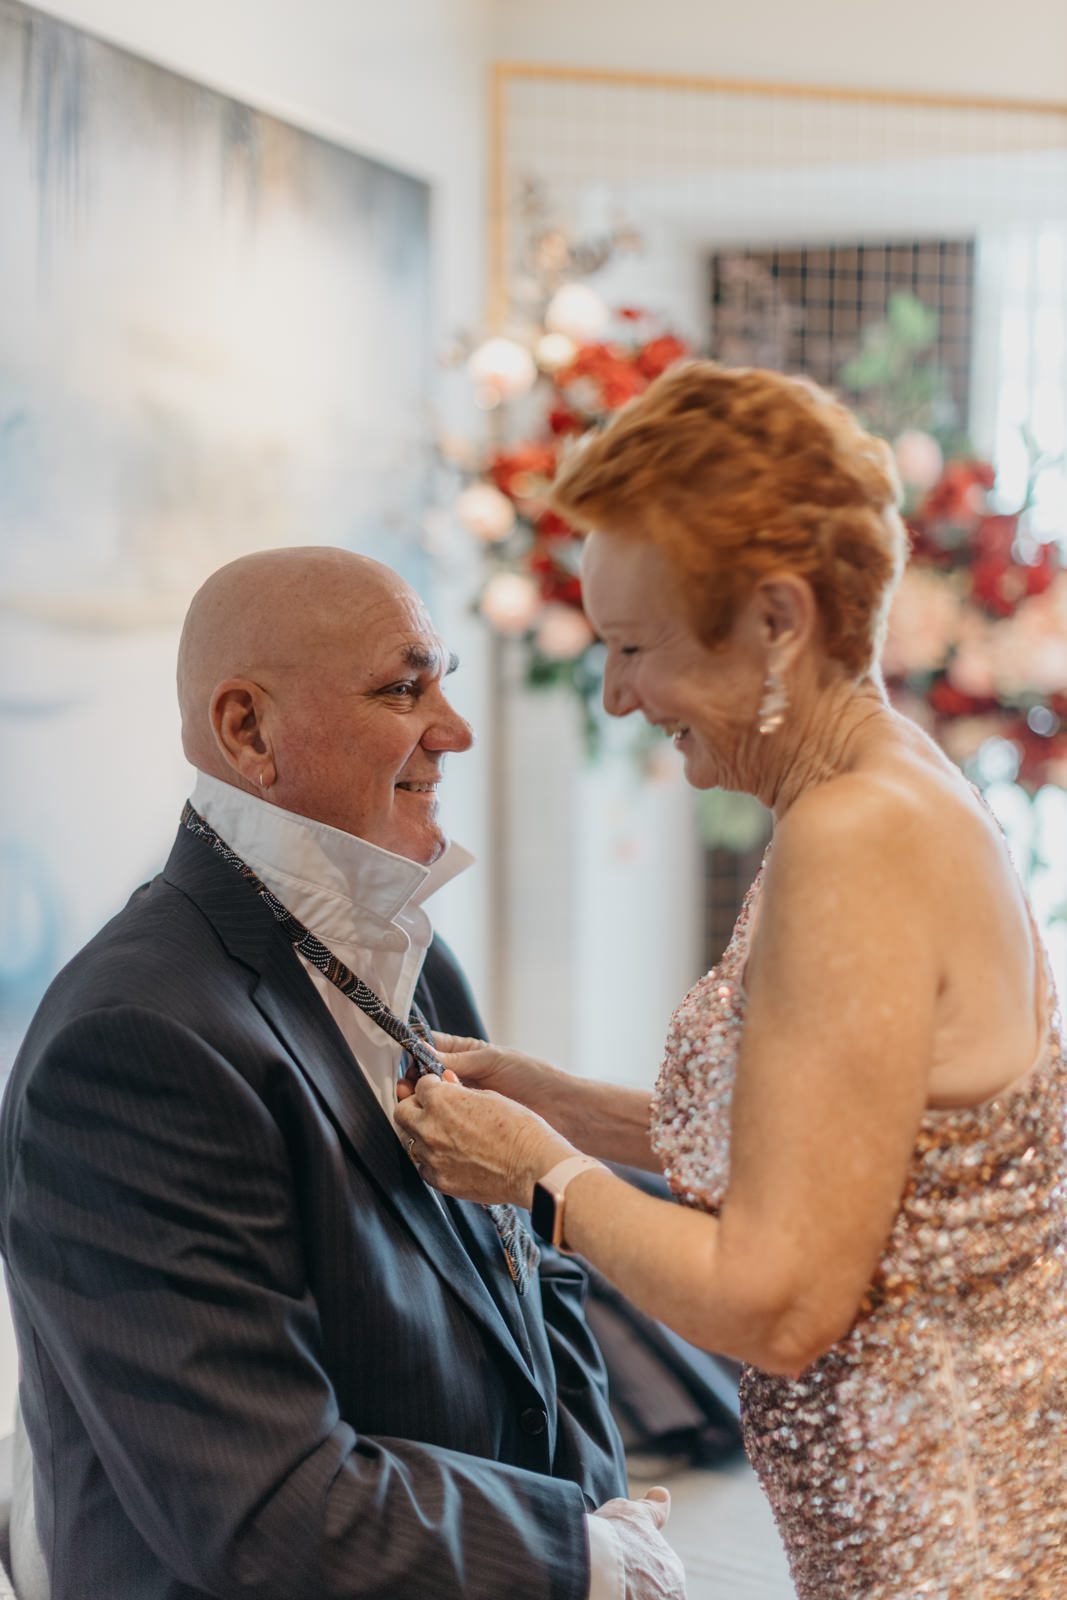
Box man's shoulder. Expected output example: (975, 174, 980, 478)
(12, 868, 256, 1072)
(66, 866, 227, 984)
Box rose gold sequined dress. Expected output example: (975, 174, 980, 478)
(651, 863, 1067, 1600)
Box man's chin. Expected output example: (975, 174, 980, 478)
(418, 832, 447, 866)
(398, 822, 447, 867)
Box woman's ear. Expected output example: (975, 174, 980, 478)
(756, 574, 817, 666)
(210, 679, 276, 790)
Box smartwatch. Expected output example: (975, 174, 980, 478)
(530, 1155, 605, 1252)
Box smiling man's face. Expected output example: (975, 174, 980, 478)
(180, 548, 475, 866)
(266, 576, 474, 864)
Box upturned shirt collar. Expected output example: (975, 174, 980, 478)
(190, 771, 473, 955)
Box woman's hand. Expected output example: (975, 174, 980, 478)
(428, 1034, 568, 1121)
(394, 1073, 574, 1208)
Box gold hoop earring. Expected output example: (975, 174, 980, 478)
(757, 666, 788, 736)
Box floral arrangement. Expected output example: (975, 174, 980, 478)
(455, 263, 1066, 789)
(454, 299, 689, 750)
(843, 293, 1067, 793)
(883, 445, 1067, 791)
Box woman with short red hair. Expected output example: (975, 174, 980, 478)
(398, 362, 1067, 1599)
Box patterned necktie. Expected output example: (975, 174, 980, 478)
(182, 802, 539, 1294)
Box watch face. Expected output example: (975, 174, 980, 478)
(531, 1181, 557, 1245)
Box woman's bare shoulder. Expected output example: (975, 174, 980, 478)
(772, 758, 979, 894)
(778, 766, 927, 855)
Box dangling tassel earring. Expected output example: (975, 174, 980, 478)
(757, 665, 788, 736)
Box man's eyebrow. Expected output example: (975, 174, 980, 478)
(400, 644, 460, 676)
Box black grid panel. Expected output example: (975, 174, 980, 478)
(703, 836, 772, 975)
(709, 239, 976, 429)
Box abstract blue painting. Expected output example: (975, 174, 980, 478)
(0, 0, 432, 1066)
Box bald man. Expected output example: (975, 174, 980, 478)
(0, 550, 685, 1600)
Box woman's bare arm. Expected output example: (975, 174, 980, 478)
(430, 1036, 659, 1169)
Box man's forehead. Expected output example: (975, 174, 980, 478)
(393, 638, 459, 675)
(354, 602, 454, 675)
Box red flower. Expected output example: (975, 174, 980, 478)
(970, 521, 1057, 617)
(974, 514, 1017, 560)
(560, 343, 647, 411)
(1022, 539, 1059, 600)
(528, 547, 584, 608)
(599, 364, 646, 409)
(928, 679, 998, 718)
(489, 444, 558, 502)
(635, 335, 689, 380)
(547, 406, 584, 437)
(917, 460, 994, 524)
(535, 510, 578, 541)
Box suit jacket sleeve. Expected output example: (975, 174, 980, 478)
(418, 937, 628, 1509)
(3, 1003, 590, 1600)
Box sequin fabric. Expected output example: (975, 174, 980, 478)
(650, 859, 1067, 1599)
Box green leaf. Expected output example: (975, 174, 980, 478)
(886, 292, 940, 348)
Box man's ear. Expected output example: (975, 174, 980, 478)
(210, 679, 276, 790)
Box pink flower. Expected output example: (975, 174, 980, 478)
(893, 430, 943, 493)
(882, 569, 960, 677)
(988, 584, 1067, 695)
(948, 636, 997, 698)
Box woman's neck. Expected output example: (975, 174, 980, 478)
(757, 678, 893, 820)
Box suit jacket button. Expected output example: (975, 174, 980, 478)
(520, 1406, 548, 1437)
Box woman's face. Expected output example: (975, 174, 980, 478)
(580, 530, 764, 790)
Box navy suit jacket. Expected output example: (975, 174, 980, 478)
(0, 824, 626, 1599)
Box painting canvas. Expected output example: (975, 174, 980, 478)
(0, 0, 432, 1066)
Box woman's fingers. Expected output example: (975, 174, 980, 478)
(414, 1071, 452, 1103)
(397, 1067, 457, 1103)
(430, 1032, 487, 1054)
(437, 1040, 527, 1082)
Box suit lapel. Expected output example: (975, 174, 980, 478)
(414, 949, 547, 1367)
(164, 825, 537, 1384)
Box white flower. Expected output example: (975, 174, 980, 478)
(545, 283, 610, 343)
(535, 604, 595, 661)
(466, 337, 537, 406)
(454, 483, 516, 543)
(479, 572, 541, 635)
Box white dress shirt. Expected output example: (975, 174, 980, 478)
(191, 773, 621, 1600)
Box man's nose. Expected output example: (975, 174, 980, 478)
(425, 697, 475, 752)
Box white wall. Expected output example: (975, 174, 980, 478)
(493, 0, 1067, 101)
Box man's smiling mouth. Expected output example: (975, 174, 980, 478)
(395, 781, 440, 793)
